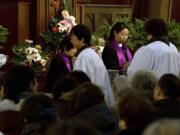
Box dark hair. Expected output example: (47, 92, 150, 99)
(47, 119, 102, 135)
(4, 65, 36, 103)
(60, 34, 74, 51)
(145, 18, 168, 37)
(69, 70, 91, 84)
(158, 74, 180, 98)
(45, 57, 70, 92)
(72, 83, 104, 114)
(118, 92, 154, 130)
(21, 94, 55, 124)
(52, 75, 79, 102)
(70, 24, 92, 45)
(109, 22, 129, 41)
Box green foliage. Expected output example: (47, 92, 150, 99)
(40, 15, 69, 51)
(48, 16, 60, 27)
(40, 29, 65, 50)
(12, 41, 31, 64)
(94, 18, 180, 51)
(12, 41, 30, 60)
(94, 21, 111, 39)
(0, 25, 9, 44)
(168, 20, 180, 50)
(128, 18, 147, 51)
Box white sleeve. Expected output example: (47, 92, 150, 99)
(127, 46, 154, 77)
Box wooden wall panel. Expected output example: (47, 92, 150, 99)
(77, 4, 133, 32)
(78, 0, 133, 5)
(0, 0, 54, 56)
(0, 2, 19, 56)
(171, 0, 180, 21)
(18, 2, 30, 40)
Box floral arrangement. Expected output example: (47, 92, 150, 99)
(12, 39, 49, 72)
(40, 9, 76, 51)
(40, 16, 67, 51)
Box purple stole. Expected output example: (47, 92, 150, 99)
(112, 40, 132, 69)
(60, 52, 72, 72)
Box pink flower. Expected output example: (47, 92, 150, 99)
(52, 27, 59, 33)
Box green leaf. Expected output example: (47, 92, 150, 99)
(0, 25, 9, 44)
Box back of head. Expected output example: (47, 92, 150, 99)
(45, 57, 69, 92)
(145, 18, 168, 37)
(70, 24, 92, 45)
(60, 34, 74, 51)
(112, 75, 132, 100)
(143, 119, 180, 135)
(4, 64, 36, 103)
(109, 22, 129, 41)
(47, 119, 102, 135)
(72, 83, 105, 114)
(158, 74, 180, 98)
(118, 92, 155, 130)
(21, 94, 55, 124)
(52, 75, 79, 102)
(69, 70, 91, 84)
(130, 70, 157, 96)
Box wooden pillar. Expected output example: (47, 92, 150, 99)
(170, 0, 180, 22)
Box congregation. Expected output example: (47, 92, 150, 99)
(0, 18, 180, 135)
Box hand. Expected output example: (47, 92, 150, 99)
(122, 62, 131, 69)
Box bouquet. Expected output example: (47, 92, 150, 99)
(12, 39, 49, 72)
(40, 16, 69, 51)
(40, 10, 76, 51)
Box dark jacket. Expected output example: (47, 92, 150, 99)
(76, 103, 119, 135)
(0, 110, 24, 135)
(21, 123, 41, 135)
(102, 42, 120, 70)
(154, 98, 180, 120)
(119, 129, 142, 135)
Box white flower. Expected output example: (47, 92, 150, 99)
(26, 55, 33, 61)
(25, 39, 33, 44)
(32, 53, 42, 62)
(40, 59, 47, 67)
(0, 54, 7, 68)
(98, 38, 105, 46)
(24, 47, 43, 63)
(56, 22, 68, 33)
(25, 47, 39, 55)
(0, 131, 4, 135)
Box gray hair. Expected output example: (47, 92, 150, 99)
(130, 70, 157, 94)
(143, 119, 180, 135)
(112, 75, 132, 100)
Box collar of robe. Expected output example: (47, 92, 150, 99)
(148, 36, 170, 46)
(77, 44, 89, 56)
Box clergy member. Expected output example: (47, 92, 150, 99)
(127, 18, 180, 78)
(70, 24, 115, 107)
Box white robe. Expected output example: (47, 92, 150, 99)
(127, 41, 180, 78)
(74, 48, 115, 106)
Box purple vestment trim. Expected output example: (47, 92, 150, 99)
(112, 40, 132, 69)
(60, 52, 72, 72)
